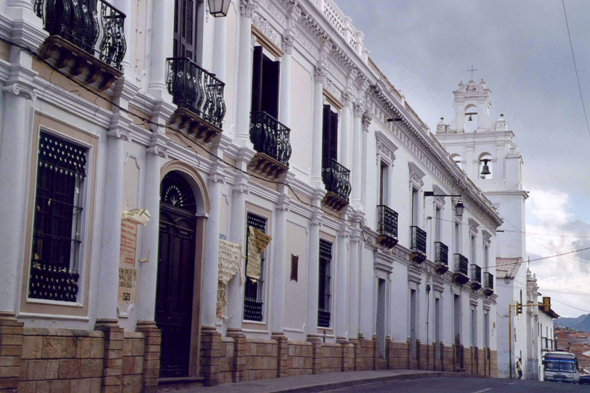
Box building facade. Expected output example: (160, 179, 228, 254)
(0, 0, 502, 391)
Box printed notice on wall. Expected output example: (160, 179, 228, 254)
(218, 240, 241, 284)
(246, 227, 261, 281)
(118, 220, 138, 315)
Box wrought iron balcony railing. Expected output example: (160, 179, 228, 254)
(243, 296, 263, 322)
(434, 242, 449, 268)
(35, 0, 127, 70)
(483, 272, 494, 295)
(318, 309, 330, 328)
(378, 205, 398, 239)
(167, 57, 226, 129)
(454, 254, 469, 276)
(411, 226, 427, 254)
(250, 111, 292, 166)
(322, 158, 351, 202)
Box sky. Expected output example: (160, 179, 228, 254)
(334, 0, 590, 318)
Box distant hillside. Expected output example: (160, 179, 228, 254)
(556, 314, 590, 333)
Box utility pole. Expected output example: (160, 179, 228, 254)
(509, 299, 549, 379)
(509, 303, 513, 379)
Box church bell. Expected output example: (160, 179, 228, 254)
(468, 115, 473, 121)
(481, 159, 491, 176)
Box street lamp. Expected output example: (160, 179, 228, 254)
(424, 191, 464, 219)
(208, 0, 231, 17)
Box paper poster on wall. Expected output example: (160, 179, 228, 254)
(246, 227, 261, 281)
(218, 240, 241, 284)
(217, 281, 228, 318)
(253, 228, 272, 253)
(118, 220, 138, 316)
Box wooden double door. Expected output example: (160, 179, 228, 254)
(156, 172, 198, 378)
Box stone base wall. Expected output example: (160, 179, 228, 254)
(0, 323, 159, 393)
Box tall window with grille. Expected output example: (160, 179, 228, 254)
(29, 132, 87, 302)
(174, 0, 198, 60)
(244, 213, 267, 322)
(318, 239, 333, 328)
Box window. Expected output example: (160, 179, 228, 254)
(451, 154, 463, 170)
(471, 309, 477, 347)
(379, 161, 389, 206)
(322, 105, 339, 163)
(454, 222, 461, 254)
(435, 297, 441, 344)
(484, 243, 489, 270)
(290, 254, 298, 282)
(318, 239, 333, 328)
(411, 187, 419, 227)
(244, 213, 267, 321)
(252, 46, 280, 119)
(173, 0, 198, 60)
(435, 207, 441, 242)
(470, 235, 476, 265)
(29, 132, 87, 302)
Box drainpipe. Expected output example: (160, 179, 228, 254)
(426, 283, 431, 370)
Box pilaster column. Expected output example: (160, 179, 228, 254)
(213, 16, 227, 82)
(235, 0, 258, 145)
(361, 111, 371, 207)
(202, 161, 226, 329)
(279, 34, 294, 125)
(97, 116, 131, 321)
(0, 84, 36, 315)
(114, 0, 133, 74)
(311, 65, 326, 186)
(270, 191, 290, 335)
(348, 220, 362, 338)
(148, 0, 172, 98)
(340, 92, 353, 168)
(306, 196, 324, 339)
(335, 221, 350, 341)
(350, 102, 363, 208)
(137, 130, 169, 322)
(226, 148, 254, 332)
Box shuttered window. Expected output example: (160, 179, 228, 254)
(318, 239, 332, 328)
(174, 0, 198, 60)
(244, 213, 267, 321)
(251, 46, 280, 119)
(322, 105, 339, 162)
(29, 132, 87, 302)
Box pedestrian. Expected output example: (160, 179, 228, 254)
(516, 358, 523, 379)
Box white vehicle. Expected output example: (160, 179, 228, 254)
(543, 351, 580, 383)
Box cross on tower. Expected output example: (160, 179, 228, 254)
(467, 65, 478, 80)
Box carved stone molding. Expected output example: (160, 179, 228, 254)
(408, 162, 425, 190)
(241, 0, 258, 17)
(233, 173, 250, 194)
(482, 230, 492, 247)
(277, 193, 291, 211)
(282, 33, 295, 54)
(147, 133, 169, 158)
(311, 207, 323, 226)
(468, 218, 479, 237)
(353, 102, 364, 118)
(375, 130, 397, 166)
(362, 111, 372, 132)
(314, 64, 327, 84)
(2, 83, 37, 101)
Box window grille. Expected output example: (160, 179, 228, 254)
(29, 132, 87, 302)
(244, 213, 266, 322)
(318, 239, 332, 328)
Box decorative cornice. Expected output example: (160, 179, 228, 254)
(310, 207, 323, 226)
(2, 83, 37, 101)
(362, 111, 371, 132)
(277, 193, 291, 211)
(408, 162, 425, 189)
(146, 132, 169, 158)
(482, 230, 492, 246)
(241, 0, 258, 17)
(468, 218, 480, 237)
(232, 172, 250, 194)
(353, 102, 364, 117)
(314, 64, 327, 84)
(107, 113, 133, 141)
(375, 130, 397, 166)
(282, 33, 295, 54)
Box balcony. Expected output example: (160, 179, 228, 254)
(167, 57, 226, 143)
(434, 242, 449, 274)
(483, 272, 494, 296)
(321, 158, 351, 211)
(249, 111, 292, 180)
(35, 0, 126, 91)
(243, 297, 263, 322)
(410, 226, 427, 263)
(377, 205, 398, 249)
(318, 309, 330, 328)
(453, 253, 469, 285)
(470, 264, 482, 290)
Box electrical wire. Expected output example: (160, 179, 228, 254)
(562, 0, 590, 138)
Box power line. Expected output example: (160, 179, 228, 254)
(551, 298, 590, 314)
(562, 0, 590, 138)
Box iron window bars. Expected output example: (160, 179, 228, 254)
(434, 242, 449, 266)
(166, 57, 227, 129)
(322, 158, 351, 201)
(454, 253, 469, 276)
(250, 111, 292, 166)
(34, 0, 127, 70)
(377, 205, 398, 240)
(318, 239, 332, 328)
(471, 265, 482, 284)
(411, 226, 427, 254)
(29, 132, 87, 302)
(484, 272, 494, 291)
(244, 213, 266, 322)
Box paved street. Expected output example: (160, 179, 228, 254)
(327, 377, 589, 392)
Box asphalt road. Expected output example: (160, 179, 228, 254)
(326, 377, 590, 392)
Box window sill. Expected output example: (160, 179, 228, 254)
(26, 298, 84, 308)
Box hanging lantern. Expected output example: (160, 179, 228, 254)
(208, 0, 231, 17)
(455, 200, 465, 218)
(481, 159, 491, 176)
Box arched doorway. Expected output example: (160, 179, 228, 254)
(156, 171, 198, 378)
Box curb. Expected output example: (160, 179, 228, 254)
(274, 372, 488, 393)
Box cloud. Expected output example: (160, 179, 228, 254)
(526, 190, 590, 317)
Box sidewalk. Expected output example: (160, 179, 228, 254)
(160, 370, 485, 393)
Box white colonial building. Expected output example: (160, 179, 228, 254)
(0, 0, 503, 390)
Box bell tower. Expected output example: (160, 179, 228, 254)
(437, 79, 493, 134)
